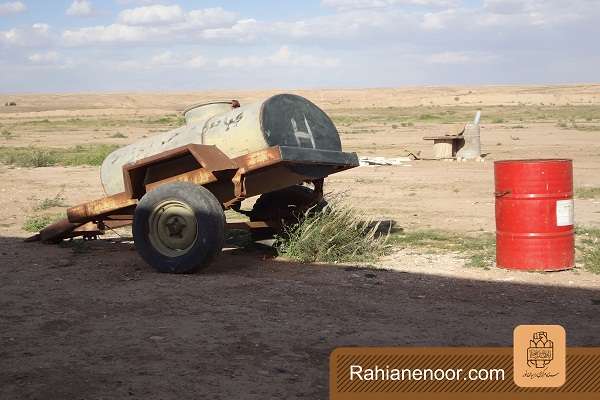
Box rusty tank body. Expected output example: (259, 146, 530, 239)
(101, 94, 342, 195)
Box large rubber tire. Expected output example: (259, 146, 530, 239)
(133, 182, 225, 273)
(250, 185, 327, 227)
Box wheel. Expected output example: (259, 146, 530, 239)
(133, 182, 225, 273)
(249, 185, 327, 232)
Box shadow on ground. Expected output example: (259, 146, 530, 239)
(1, 235, 599, 400)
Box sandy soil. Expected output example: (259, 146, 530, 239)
(1, 240, 599, 399)
(1, 85, 600, 399)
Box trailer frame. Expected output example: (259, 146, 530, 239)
(29, 144, 359, 244)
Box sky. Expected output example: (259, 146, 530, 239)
(0, 0, 599, 92)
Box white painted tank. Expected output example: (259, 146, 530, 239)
(182, 101, 235, 125)
(100, 94, 342, 195)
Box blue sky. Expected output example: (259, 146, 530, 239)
(0, 0, 598, 92)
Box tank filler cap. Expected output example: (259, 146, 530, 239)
(182, 100, 240, 125)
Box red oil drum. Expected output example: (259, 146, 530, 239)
(494, 159, 574, 271)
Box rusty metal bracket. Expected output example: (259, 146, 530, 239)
(122, 144, 238, 199)
(222, 168, 248, 209)
(312, 178, 324, 201)
(55, 145, 358, 242)
(232, 168, 247, 198)
(68, 193, 137, 224)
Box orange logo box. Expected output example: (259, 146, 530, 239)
(513, 325, 566, 388)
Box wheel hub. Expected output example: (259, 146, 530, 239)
(165, 215, 187, 238)
(148, 200, 198, 257)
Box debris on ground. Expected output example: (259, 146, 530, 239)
(359, 156, 413, 166)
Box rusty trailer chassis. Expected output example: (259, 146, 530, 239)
(31, 144, 358, 244)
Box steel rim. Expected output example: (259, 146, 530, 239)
(148, 200, 198, 257)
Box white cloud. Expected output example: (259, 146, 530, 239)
(118, 4, 184, 25)
(321, 0, 457, 11)
(187, 55, 206, 68)
(32, 23, 49, 33)
(199, 18, 260, 42)
(480, 0, 600, 27)
(66, 0, 94, 17)
(483, 0, 526, 15)
(28, 50, 60, 64)
(0, 23, 52, 47)
(421, 9, 457, 30)
(0, 1, 25, 16)
(150, 50, 175, 66)
(115, 0, 156, 5)
(63, 24, 148, 45)
(218, 46, 339, 68)
(186, 7, 238, 29)
(426, 51, 471, 64)
(426, 51, 499, 64)
(269, 9, 414, 41)
(115, 51, 207, 70)
(0, 28, 17, 44)
(63, 6, 243, 46)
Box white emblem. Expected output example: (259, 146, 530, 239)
(290, 115, 316, 149)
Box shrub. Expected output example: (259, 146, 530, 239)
(577, 227, 600, 274)
(0, 148, 57, 167)
(418, 113, 436, 121)
(61, 144, 118, 166)
(583, 246, 600, 274)
(575, 187, 600, 199)
(276, 203, 390, 263)
(389, 230, 496, 269)
(22, 213, 64, 232)
(1, 129, 15, 140)
(0, 144, 119, 167)
(34, 192, 67, 211)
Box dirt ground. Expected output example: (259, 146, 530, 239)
(1, 85, 600, 399)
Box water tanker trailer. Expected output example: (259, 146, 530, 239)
(28, 94, 359, 273)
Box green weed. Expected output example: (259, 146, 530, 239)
(576, 227, 600, 274)
(1, 129, 15, 140)
(390, 230, 496, 269)
(575, 187, 600, 199)
(0, 144, 119, 167)
(34, 191, 67, 211)
(22, 213, 64, 232)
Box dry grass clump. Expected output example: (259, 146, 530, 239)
(577, 227, 600, 274)
(22, 213, 64, 232)
(1, 129, 15, 140)
(276, 202, 390, 263)
(575, 186, 600, 199)
(389, 230, 496, 269)
(34, 191, 67, 211)
(0, 144, 118, 167)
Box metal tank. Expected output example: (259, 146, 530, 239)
(455, 111, 481, 160)
(182, 101, 236, 125)
(100, 94, 342, 195)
